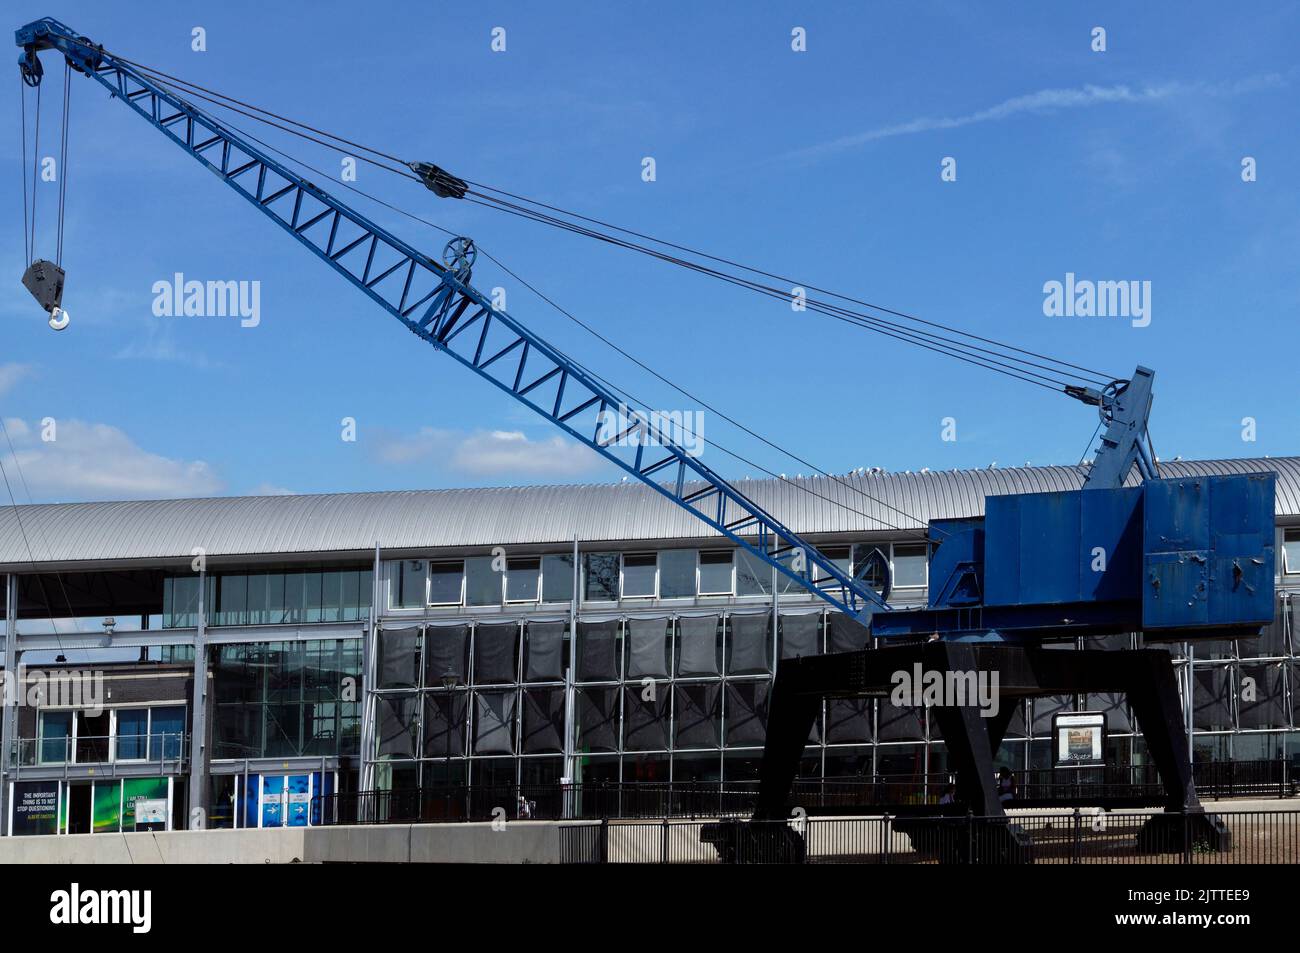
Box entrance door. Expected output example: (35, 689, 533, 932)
(259, 774, 312, 828)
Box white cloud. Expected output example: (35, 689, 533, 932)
(452, 430, 599, 478)
(114, 335, 222, 369)
(0, 418, 223, 501)
(373, 427, 600, 479)
(249, 482, 296, 496)
(0, 363, 34, 397)
(374, 426, 447, 466)
(782, 75, 1286, 163)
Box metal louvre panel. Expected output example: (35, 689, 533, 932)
(3, 458, 1295, 568)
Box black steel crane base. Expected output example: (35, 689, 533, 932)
(703, 641, 1230, 863)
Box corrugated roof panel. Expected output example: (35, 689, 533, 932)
(0, 456, 1296, 567)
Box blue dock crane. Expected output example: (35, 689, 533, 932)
(15, 18, 1276, 859)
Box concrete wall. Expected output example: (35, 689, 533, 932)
(0, 821, 601, 864)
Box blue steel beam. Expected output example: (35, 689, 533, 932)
(16, 17, 890, 623)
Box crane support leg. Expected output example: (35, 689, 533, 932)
(715, 643, 1228, 861)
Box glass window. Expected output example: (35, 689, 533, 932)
(217, 574, 248, 626)
(321, 570, 345, 623)
(393, 560, 426, 609)
(429, 560, 463, 605)
(1284, 529, 1300, 575)
(659, 550, 696, 599)
(465, 556, 501, 606)
(245, 574, 269, 626)
(506, 558, 540, 603)
(301, 571, 324, 623)
(622, 553, 657, 598)
(341, 569, 365, 621)
(116, 708, 149, 760)
(814, 546, 851, 585)
(39, 710, 72, 764)
(282, 573, 304, 624)
(893, 543, 928, 588)
(163, 574, 202, 628)
(736, 548, 772, 596)
(583, 553, 620, 602)
(699, 550, 733, 595)
(851, 544, 889, 593)
(263, 573, 287, 624)
(542, 554, 574, 603)
(149, 706, 187, 761)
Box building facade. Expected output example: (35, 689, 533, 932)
(1, 457, 1298, 833)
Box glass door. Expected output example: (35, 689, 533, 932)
(258, 774, 312, 827)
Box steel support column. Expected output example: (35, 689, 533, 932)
(0, 574, 18, 834)
(358, 543, 380, 808)
(187, 567, 209, 827)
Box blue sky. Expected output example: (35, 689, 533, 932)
(3, 0, 1297, 503)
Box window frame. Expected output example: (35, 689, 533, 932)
(112, 707, 150, 763)
(582, 552, 621, 603)
(1283, 528, 1300, 576)
(392, 559, 428, 610)
(540, 553, 576, 604)
(148, 704, 188, 761)
(890, 542, 930, 589)
(463, 555, 503, 607)
(734, 547, 773, 598)
(37, 709, 73, 765)
(697, 550, 735, 597)
(505, 557, 542, 604)
(620, 552, 658, 599)
(657, 548, 698, 600)
(427, 559, 466, 607)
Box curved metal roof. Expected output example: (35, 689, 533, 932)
(1, 456, 1297, 569)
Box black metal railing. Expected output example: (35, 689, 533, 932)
(316, 758, 1295, 826)
(9, 732, 189, 767)
(566, 808, 1300, 864)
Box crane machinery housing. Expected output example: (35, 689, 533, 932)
(13, 17, 1277, 861)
